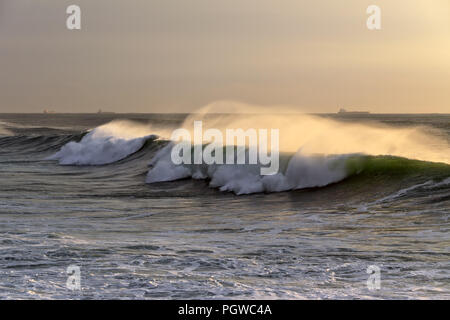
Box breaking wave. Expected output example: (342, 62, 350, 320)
(21, 104, 450, 195)
(146, 143, 450, 195)
(47, 120, 159, 165)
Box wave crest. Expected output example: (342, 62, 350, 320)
(48, 120, 158, 165)
(146, 144, 356, 195)
(146, 143, 450, 195)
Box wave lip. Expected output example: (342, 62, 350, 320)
(48, 120, 158, 165)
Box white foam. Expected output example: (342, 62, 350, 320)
(146, 144, 352, 195)
(48, 120, 157, 165)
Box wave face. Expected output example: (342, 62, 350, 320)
(47, 120, 158, 165)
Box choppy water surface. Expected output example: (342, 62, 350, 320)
(0, 113, 449, 299)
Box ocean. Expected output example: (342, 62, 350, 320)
(0, 113, 449, 299)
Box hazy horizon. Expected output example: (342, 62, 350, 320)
(1, 110, 450, 115)
(1, 0, 449, 113)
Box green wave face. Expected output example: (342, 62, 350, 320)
(346, 155, 450, 179)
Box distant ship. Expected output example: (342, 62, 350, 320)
(337, 108, 370, 115)
(97, 109, 115, 114)
(43, 109, 56, 114)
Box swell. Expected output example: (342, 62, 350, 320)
(0, 132, 86, 154)
(342, 156, 450, 203)
(0, 120, 164, 165)
(346, 155, 450, 179)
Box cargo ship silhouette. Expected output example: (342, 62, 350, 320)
(337, 108, 370, 115)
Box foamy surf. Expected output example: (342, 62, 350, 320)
(47, 120, 158, 165)
(146, 142, 450, 195)
(146, 144, 357, 195)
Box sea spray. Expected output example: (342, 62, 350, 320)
(178, 101, 450, 164)
(169, 120, 280, 175)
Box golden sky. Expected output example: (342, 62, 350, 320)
(0, 0, 449, 113)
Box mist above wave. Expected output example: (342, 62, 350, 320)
(179, 101, 450, 165)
